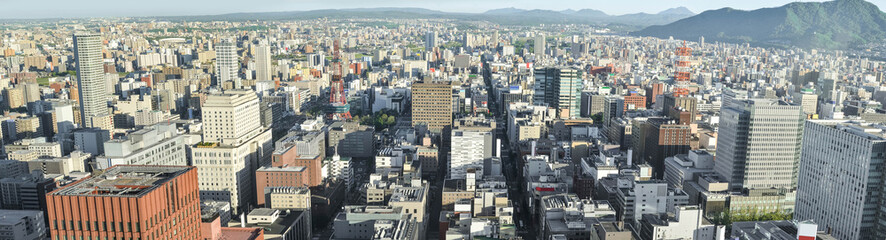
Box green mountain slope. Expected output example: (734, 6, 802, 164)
(633, 0, 886, 49)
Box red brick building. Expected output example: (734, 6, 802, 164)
(271, 145, 323, 187)
(255, 166, 309, 206)
(46, 165, 201, 240)
(624, 93, 646, 111)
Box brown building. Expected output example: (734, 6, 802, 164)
(412, 81, 453, 133)
(645, 82, 664, 106)
(623, 93, 646, 111)
(270, 146, 323, 188)
(200, 211, 264, 240)
(4, 86, 25, 109)
(441, 179, 473, 210)
(641, 118, 691, 178)
(663, 95, 698, 122)
(255, 166, 310, 206)
(46, 165, 201, 240)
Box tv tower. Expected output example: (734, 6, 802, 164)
(673, 41, 691, 97)
(327, 38, 351, 120)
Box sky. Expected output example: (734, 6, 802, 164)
(0, 0, 885, 19)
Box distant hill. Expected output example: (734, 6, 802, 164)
(158, 7, 694, 27)
(483, 8, 526, 15)
(658, 7, 695, 16)
(481, 7, 694, 26)
(633, 0, 886, 49)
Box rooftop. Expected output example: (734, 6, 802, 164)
(0, 209, 42, 225)
(50, 165, 192, 197)
(243, 210, 307, 235)
(218, 227, 263, 240)
(257, 165, 307, 172)
(390, 186, 426, 202)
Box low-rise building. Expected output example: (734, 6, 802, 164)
(0, 209, 46, 240)
(242, 208, 311, 240)
(96, 122, 186, 169)
(637, 206, 720, 240)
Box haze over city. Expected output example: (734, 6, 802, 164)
(1, 0, 886, 240)
(1, 0, 884, 18)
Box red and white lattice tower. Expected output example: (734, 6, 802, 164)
(673, 41, 691, 97)
(328, 38, 351, 120)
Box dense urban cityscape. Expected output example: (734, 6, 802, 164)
(0, 0, 885, 239)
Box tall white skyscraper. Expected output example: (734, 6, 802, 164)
(714, 99, 804, 191)
(254, 43, 272, 81)
(216, 39, 240, 88)
(534, 34, 546, 56)
(425, 31, 437, 50)
(73, 33, 109, 128)
(449, 129, 493, 179)
(795, 120, 886, 240)
(201, 90, 262, 145)
(193, 89, 272, 215)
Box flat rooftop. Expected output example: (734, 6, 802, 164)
(243, 210, 307, 235)
(50, 165, 192, 197)
(257, 166, 306, 172)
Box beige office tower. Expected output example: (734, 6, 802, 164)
(216, 39, 240, 88)
(201, 90, 262, 145)
(255, 44, 273, 81)
(73, 33, 109, 128)
(193, 89, 272, 215)
(412, 81, 452, 133)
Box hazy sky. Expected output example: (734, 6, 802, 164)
(1, 0, 885, 19)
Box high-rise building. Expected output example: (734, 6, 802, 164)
(662, 94, 697, 124)
(603, 96, 624, 128)
(216, 39, 240, 88)
(327, 121, 375, 158)
(795, 121, 886, 240)
(46, 165, 201, 240)
(254, 43, 272, 81)
(640, 117, 691, 178)
(580, 91, 605, 118)
(793, 88, 819, 115)
(533, 67, 582, 118)
(645, 82, 664, 107)
(73, 33, 109, 128)
(449, 129, 493, 179)
(534, 34, 546, 56)
(425, 31, 437, 50)
(412, 81, 452, 133)
(715, 99, 804, 191)
(194, 90, 273, 215)
(201, 90, 262, 145)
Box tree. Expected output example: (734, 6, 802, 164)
(591, 113, 603, 124)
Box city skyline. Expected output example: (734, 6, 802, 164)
(2, 0, 885, 19)
(2, 0, 885, 238)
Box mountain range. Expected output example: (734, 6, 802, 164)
(160, 7, 696, 27)
(633, 0, 886, 50)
